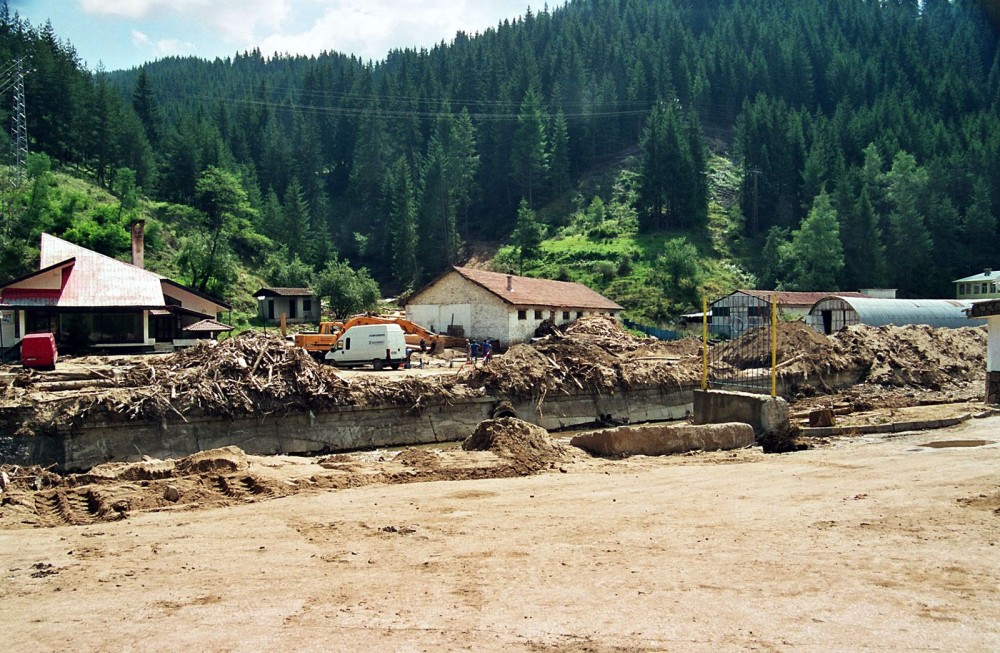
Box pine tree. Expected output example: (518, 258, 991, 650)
(513, 198, 543, 275)
(387, 157, 419, 289)
(786, 191, 844, 291)
(511, 86, 550, 207)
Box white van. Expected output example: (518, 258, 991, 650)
(324, 323, 408, 370)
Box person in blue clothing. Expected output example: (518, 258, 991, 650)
(481, 339, 493, 364)
(470, 339, 481, 363)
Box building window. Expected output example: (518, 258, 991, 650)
(517, 310, 527, 320)
(303, 298, 312, 313)
(576, 311, 584, 318)
(748, 306, 767, 318)
(549, 311, 556, 320)
(534, 310, 543, 320)
(267, 300, 275, 319)
(562, 311, 570, 320)
(992, 284, 997, 294)
(983, 283, 990, 294)
(959, 285, 965, 295)
(715, 306, 731, 317)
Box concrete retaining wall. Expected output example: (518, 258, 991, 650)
(570, 422, 754, 457)
(693, 389, 789, 435)
(1, 383, 700, 471)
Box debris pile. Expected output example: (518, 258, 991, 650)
(831, 324, 986, 390)
(710, 321, 986, 394)
(463, 417, 568, 472)
(468, 317, 701, 398)
(1, 332, 485, 435)
(106, 332, 353, 419)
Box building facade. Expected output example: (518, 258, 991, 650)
(954, 269, 1000, 300)
(0, 233, 230, 353)
(405, 267, 623, 345)
(254, 288, 321, 324)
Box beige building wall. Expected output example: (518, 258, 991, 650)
(163, 285, 222, 317)
(408, 271, 619, 345)
(407, 272, 508, 341)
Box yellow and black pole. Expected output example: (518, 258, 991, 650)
(701, 295, 709, 391)
(770, 292, 778, 397)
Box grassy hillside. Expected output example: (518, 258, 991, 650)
(3, 161, 267, 326)
(491, 153, 755, 324)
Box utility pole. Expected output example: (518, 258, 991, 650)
(0, 56, 28, 235)
(10, 56, 26, 187)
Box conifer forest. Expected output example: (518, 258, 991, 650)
(0, 0, 998, 316)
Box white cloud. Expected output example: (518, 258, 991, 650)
(81, 0, 292, 43)
(257, 0, 530, 61)
(81, 0, 534, 63)
(131, 28, 196, 58)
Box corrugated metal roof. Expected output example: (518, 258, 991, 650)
(449, 267, 623, 310)
(953, 269, 1000, 283)
(812, 296, 985, 328)
(0, 235, 230, 312)
(37, 233, 165, 307)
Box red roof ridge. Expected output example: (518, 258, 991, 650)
(451, 266, 623, 310)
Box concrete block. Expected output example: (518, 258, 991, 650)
(693, 389, 789, 435)
(570, 422, 754, 457)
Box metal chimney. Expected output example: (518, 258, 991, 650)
(131, 220, 145, 269)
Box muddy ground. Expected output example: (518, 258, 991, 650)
(1, 417, 998, 651)
(1, 318, 997, 649)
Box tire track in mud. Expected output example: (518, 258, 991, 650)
(33, 488, 122, 527)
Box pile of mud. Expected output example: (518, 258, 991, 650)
(463, 417, 568, 472)
(831, 324, 986, 390)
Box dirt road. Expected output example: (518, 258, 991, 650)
(3, 418, 999, 652)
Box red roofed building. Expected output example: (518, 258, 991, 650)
(0, 233, 231, 352)
(405, 266, 622, 345)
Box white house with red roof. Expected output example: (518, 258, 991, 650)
(0, 232, 231, 353)
(405, 266, 623, 345)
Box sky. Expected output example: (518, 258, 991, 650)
(9, 0, 541, 71)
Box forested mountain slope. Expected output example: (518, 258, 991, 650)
(1, 0, 998, 313)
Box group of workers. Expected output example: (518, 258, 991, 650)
(467, 338, 494, 364)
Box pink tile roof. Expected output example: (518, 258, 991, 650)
(184, 318, 234, 333)
(450, 267, 623, 310)
(738, 289, 869, 307)
(36, 233, 166, 307)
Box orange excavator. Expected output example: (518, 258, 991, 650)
(294, 315, 445, 357)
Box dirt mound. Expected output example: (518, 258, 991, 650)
(462, 417, 567, 472)
(173, 446, 249, 476)
(830, 324, 986, 390)
(714, 321, 836, 369)
(393, 448, 441, 468)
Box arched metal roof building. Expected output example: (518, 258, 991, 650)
(807, 296, 986, 335)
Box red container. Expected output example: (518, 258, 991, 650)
(21, 332, 58, 370)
